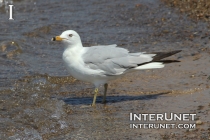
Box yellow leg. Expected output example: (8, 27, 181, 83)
(102, 83, 108, 104)
(92, 88, 98, 106)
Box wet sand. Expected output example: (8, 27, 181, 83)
(0, 0, 210, 139)
(162, 0, 210, 21)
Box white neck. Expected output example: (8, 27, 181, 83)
(63, 40, 83, 50)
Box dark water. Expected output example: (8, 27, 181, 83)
(0, 0, 210, 139)
(0, 0, 208, 86)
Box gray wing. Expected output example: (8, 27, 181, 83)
(82, 44, 155, 75)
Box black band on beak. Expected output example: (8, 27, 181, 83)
(51, 37, 56, 41)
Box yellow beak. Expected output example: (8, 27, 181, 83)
(51, 36, 63, 41)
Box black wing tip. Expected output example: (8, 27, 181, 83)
(158, 60, 181, 64)
(149, 50, 182, 54)
(171, 50, 182, 54)
(151, 50, 182, 61)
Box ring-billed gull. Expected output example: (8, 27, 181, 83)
(52, 30, 181, 106)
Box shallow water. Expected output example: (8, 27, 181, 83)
(0, 0, 210, 139)
(0, 0, 208, 86)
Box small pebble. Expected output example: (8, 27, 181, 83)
(188, 128, 196, 132)
(196, 120, 203, 125)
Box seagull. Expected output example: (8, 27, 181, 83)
(51, 30, 181, 106)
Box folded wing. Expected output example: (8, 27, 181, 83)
(82, 45, 159, 75)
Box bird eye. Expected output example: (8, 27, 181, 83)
(69, 34, 73, 37)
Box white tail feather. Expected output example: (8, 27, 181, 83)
(134, 62, 164, 70)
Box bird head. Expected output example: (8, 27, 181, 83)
(52, 30, 82, 48)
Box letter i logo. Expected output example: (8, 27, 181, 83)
(9, 5, 14, 20)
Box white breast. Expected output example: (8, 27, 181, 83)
(62, 47, 108, 86)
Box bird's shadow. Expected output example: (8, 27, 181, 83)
(62, 92, 169, 105)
